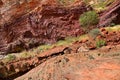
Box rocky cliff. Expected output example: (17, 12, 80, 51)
(0, 0, 91, 54)
(0, 0, 41, 26)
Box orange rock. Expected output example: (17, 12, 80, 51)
(81, 39, 88, 43)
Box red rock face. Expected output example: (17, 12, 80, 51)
(0, 0, 90, 54)
(0, 0, 3, 7)
(98, 0, 120, 27)
(0, 0, 41, 53)
(0, 0, 42, 26)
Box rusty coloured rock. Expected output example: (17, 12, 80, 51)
(98, 0, 120, 27)
(0, 0, 91, 54)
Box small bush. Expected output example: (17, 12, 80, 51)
(3, 54, 16, 63)
(96, 39, 106, 48)
(89, 28, 101, 39)
(7, 54, 16, 60)
(79, 11, 99, 27)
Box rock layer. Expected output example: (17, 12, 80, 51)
(98, 0, 120, 27)
(15, 46, 120, 80)
(0, 0, 91, 54)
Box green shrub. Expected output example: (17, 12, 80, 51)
(4, 54, 16, 63)
(96, 39, 106, 48)
(79, 11, 99, 27)
(89, 28, 101, 39)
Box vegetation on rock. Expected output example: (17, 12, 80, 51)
(0, 0, 120, 79)
(3, 54, 16, 63)
(79, 11, 99, 31)
(89, 28, 101, 39)
(96, 39, 106, 48)
(83, 0, 114, 12)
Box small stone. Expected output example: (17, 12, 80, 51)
(15, 68, 20, 72)
(81, 39, 88, 43)
(77, 46, 89, 52)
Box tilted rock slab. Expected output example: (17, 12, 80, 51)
(98, 0, 120, 27)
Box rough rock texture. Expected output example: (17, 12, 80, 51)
(15, 46, 120, 80)
(1, 39, 120, 80)
(0, 0, 42, 54)
(97, 28, 120, 45)
(0, 46, 72, 79)
(0, 0, 41, 26)
(0, 0, 91, 54)
(98, 0, 120, 27)
(1, 27, 120, 79)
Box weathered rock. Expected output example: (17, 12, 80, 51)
(0, 45, 73, 79)
(0, 0, 91, 54)
(97, 30, 120, 46)
(15, 48, 120, 80)
(0, 0, 41, 26)
(98, 0, 120, 27)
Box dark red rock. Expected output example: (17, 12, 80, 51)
(0, 0, 3, 7)
(0, 1, 91, 54)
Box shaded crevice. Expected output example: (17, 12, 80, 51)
(0, 0, 3, 7)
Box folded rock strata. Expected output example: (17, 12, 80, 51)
(0, 0, 91, 54)
(98, 0, 120, 27)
